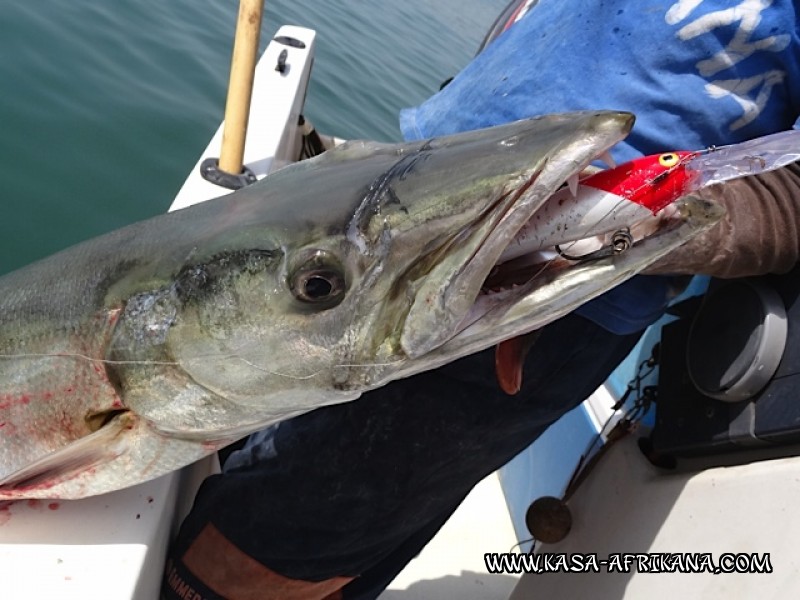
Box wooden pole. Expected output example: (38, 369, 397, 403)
(218, 0, 264, 175)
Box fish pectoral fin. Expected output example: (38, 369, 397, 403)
(0, 411, 134, 490)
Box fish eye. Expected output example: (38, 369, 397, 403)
(289, 251, 346, 306)
(658, 153, 680, 168)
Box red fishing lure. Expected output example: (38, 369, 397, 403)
(580, 151, 700, 213)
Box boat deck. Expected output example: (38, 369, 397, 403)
(382, 472, 520, 600)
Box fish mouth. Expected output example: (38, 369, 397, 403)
(394, 113, 727, 392)
(399, 112, 635, 359)
(388, 193, 724, 391)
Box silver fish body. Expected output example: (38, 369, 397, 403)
(0, 111, 722, 498)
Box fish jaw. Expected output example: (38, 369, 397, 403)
(390, 194, 726, 381)
(391, 111, 635, 359)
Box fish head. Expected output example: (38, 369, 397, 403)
(109, 111, 640, 438)
(109, 111, 720, 451)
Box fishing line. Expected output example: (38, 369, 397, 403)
(224, 355, 324, 380)
(0, 352, 181, 367)
(0, 347, 404, 383)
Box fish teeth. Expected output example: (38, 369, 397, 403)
(599, 150, 617, 169)
(567, 173, 579, 198)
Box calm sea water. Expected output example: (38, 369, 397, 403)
(0, 0, 507, 275)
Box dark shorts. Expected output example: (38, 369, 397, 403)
(163, 313, 642, 600)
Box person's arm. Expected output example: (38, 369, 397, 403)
(645, 163, 800, 278)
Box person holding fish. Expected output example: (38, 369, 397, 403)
(163, 1, 800, 598)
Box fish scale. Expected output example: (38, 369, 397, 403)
(0, 310, 118, 444)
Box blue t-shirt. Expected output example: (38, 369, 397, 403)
(400, 0, 800, 334)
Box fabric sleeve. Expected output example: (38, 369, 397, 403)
(645, 163, 800, 278)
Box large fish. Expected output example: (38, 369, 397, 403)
(0, 111, 723, 499)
